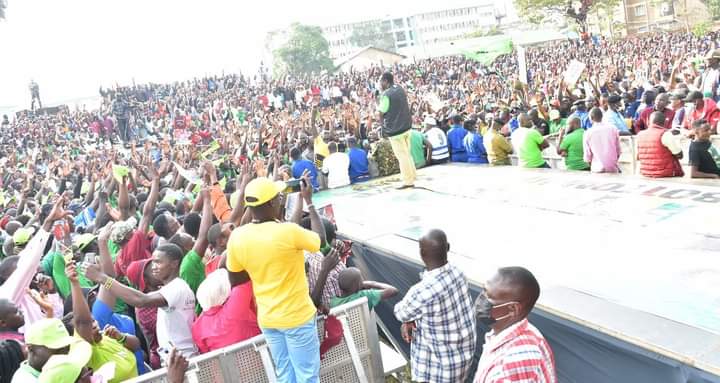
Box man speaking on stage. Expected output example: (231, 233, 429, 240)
(377, 72, 416, 189)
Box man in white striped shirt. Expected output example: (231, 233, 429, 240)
(422, 117, 450, 165)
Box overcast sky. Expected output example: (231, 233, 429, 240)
(0, 0, 515, 110)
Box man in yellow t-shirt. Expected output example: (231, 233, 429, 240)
(227, 175, 326, 383)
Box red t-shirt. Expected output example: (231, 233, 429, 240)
(114, 230, 152, 278)
(191, 282, 260, 353)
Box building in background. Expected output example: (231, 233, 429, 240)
(623, 0, 711, 34)
(334, 47, 406, 73)
(586, 0, 712, 36)
(266, 2, 517, 63)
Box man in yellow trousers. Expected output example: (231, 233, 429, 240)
(377, 72, 416, 189)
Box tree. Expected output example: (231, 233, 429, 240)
(348, 23, 396, 52)
(466, 25, 503, 38)
(706, 0, 720, 20)
(514, 0, 620, 31)
(274, 23, 334, 76)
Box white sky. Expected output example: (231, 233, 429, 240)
(0, 0, 514, 111)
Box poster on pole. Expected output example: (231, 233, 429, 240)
(517, 45, 528, 84)
(563, 60, 586, 87)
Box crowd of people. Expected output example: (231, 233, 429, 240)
(1, 29, 720, 383)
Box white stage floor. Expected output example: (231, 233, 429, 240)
(313, 164, 720, 374)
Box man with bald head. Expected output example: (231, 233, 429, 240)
(473, 267, 556, 383)
(636, 111, 684, 178)
(394, 229, 476, 383)
(511, 113, 550, 168)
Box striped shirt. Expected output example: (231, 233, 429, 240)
(424, 127, 450, 161)
(394, 263, 476, 383)
(474, 319, 556, 383)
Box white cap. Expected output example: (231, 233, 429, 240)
(423, 116, 437, 126)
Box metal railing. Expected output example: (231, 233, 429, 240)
(123, 297, 384, 383)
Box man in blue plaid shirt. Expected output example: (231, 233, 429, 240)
(394, 229, 476, 383)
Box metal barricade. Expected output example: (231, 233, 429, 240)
(123, 297, 384, 383)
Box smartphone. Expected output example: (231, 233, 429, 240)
(285, 178, 307, 193)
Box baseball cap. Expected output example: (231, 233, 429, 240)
(13, 227, 34, 246)
(72, 233, 96, 252)
(243, 177, 286, 207)
(38, 340, 93, 383)
(25, 318, 75, 349)
(110, 217, 137, 244)
(126, 258, 152, 292)
(423, 116, 437, 126)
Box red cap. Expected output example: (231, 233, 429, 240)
(126, 258, 152, 292)
(320, 315, 344, 359)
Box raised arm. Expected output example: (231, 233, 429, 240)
(300, 172, 327, 247)
(310, 247, 339, 308)
(95, 222, 117, 309)
(0, 198, 62, 303)
(229, 161, 252, 226)
(66, 261, 96, 344)
(118, 175, 131, 221)
(82, 263, 167, 308)
(139, 164, 161, 233)
(362, 280, 399, 300)
(192, 188, 213, 257)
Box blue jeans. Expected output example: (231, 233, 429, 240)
(262, 316, 320, 383)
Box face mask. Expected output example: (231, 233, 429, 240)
(475, 289, 516, 326)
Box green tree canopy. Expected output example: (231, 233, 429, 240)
(514, 0, 620, 28)
(706, 0, 720, 19)
(274, 23, 334, 76)
(348, 22, 396, 51)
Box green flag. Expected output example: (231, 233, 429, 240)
(462, 36, 513, 65)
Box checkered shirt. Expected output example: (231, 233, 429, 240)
(305, 251, 345, 308)
(474, 319, 557, 383)
(394, 263, 476, 383)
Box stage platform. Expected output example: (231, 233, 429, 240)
(313, 164, 720, 382)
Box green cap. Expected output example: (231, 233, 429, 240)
(13, 227, 33, 246)
(72, 233, 97, 252)
(25, 318, 75, 349)
(38, 340, 92, 383)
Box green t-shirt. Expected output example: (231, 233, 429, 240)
(378, 95, 390, 114)
(409, 130, 427, 169)
(330, 289, 383, 310)
(47, 251, 95, 298)
(86, 335, 138, 383)
(549, 118, 567, 135)
(514, 127, 546, 168)
(559, 129, 590, 170)
(179, 249, 204, 296)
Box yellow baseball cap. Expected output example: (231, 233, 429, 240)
(13, 227, 34, 246)
(243, 177, 286, 207)
(38, 340, 93, 383)
(25, 318, 75, 349)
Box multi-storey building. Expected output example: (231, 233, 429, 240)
(267, 2, 511, 62)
